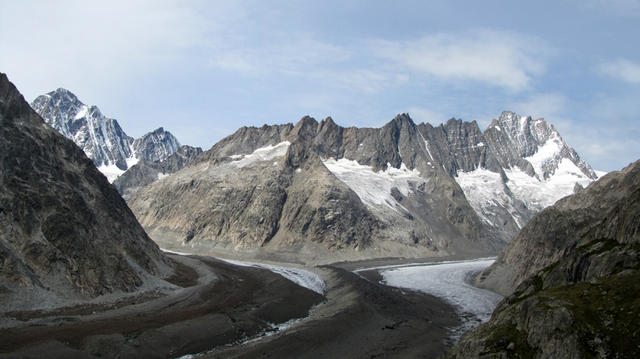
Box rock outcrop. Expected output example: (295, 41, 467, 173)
(0, 73, 172, 311)
(31, 89, 181, 182)
(447, 159, 640, 358)
(113, 145, 202, 200)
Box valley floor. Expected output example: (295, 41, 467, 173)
(0, 253, 496, 359)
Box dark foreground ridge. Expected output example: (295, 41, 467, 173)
(0, 73, 170, 310)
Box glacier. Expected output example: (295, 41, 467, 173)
(376, 258, 503, 338)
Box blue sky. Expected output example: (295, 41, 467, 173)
(1, 0, 639, 172)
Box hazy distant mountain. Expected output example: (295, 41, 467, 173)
(0, 73, 172, 311)
(128, 112, 598, 263)
(31, 89, 180, 182)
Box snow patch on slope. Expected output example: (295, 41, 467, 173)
(97, 156, 138, 183)
(231, 141, 290, 168)
(455, 168, 523, 227)
(524, 133, 562, 178)
(322, 158, 423, 213)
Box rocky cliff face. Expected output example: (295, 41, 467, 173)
(132, 127, 181, 163)
(31, 89, 181, 182)
(447, 159, 640, 359)
(0, 73, 172, 311)
(129, 111, 595, 263)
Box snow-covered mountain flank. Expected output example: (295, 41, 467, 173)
(447, 159, 640, 359)
(454, 111, 598, 234)
(31, 89, 181, 182)
(129, 112, 599, 263)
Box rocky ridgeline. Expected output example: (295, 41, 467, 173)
(31, 89, 182, 182)
(129, 112, 596, 263)
(0, 73, 172, 311)
(447, 160, 640, 358)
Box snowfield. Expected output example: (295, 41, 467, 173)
(230, 141, 290, 168)
(322, 158, 424, 214)
(504, 158, 592, 210)
(455, 167, 524, 227)
(455, 157, 594, 227)
(376, 258, 503, 337)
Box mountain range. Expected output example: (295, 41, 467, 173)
(31, 89, 184, 182)
(3, 71, 635, 358)
(126, 112, 598, 263)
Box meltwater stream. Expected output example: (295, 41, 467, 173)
(366, 258, 503, 340)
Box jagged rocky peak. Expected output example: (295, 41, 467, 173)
(31, 88, 84, 134)
(31, 88, 182, 182)
(32, 88, 134, 173)
(442, 117, 501, 174)
(486, 110, 597, 180)
(199, 122, 294, 163)
(0, 73, 172, 311)
(133, 127, 181, 163)
(451, 110, 600, 246)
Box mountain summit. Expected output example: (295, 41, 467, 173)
(31, 89, 181, 182)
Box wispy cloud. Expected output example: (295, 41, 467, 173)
(406, 107, 448, 124)
(208, 38, 353, 77)
(509, 93, 569, 120)
(545, 91, 640, 172)
(369, 30, 548, 92)
(0, 0, 214, 101)
(599, 58, 640, 84)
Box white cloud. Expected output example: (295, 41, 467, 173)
(599, 58, 640, 84)
(370, 30, 548, 92)
(208, 37, 411, 95)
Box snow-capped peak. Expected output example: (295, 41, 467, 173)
(487, 111, 597, 181)
(31, 89, 181, 183)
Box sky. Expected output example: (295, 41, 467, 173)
(1, 0, 639, 172)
